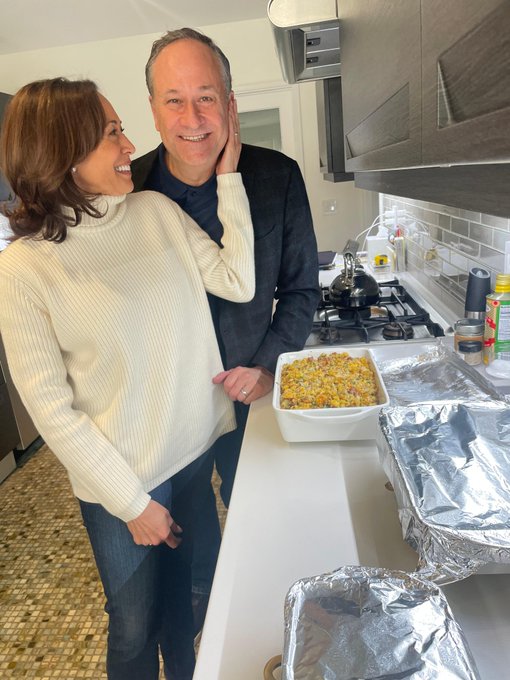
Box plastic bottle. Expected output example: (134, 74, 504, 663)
(483, 274, 510, 364)
(393, 228, 405, 272)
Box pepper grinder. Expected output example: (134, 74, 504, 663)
(464, 267, 491, 320)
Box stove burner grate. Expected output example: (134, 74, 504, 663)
(310, 281, 445, 345)
(382, 321, 414, 340)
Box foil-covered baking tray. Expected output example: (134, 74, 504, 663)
(378, 400, 510, 584)
(375, 342, 503, 406)
(282, 565, 479, 679)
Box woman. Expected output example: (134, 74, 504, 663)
(0, 78, 254, 680)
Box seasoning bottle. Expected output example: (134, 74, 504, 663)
(454, 319, 484, 352)
(483, 274, 510, 364)
(457, 340, 482, 366)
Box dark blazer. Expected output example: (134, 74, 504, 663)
(132, 143, 320, 374)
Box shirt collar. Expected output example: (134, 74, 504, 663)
(156, 144, 217, 198)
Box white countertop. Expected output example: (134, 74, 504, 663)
(194, 378, 510, 680)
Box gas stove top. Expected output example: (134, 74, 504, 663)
(306, 280, 446, 347)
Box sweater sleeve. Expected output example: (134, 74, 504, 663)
(0, 274, 151, 522)
(178, 173, 255, 302)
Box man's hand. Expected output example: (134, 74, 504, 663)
(216, 93, 241, 175)
(213, 365, 274, 404)
(127, 499, 183, 548)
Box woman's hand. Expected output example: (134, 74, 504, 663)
(127, 499, 183, 548)
(213, 365, 274, 404)
(216, 94, 241, 175)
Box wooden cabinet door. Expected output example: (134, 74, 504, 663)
(341, 0, 422, 171)
(422, 0, 510, 165)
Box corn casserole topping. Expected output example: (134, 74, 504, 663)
(279, 352, 379, 409)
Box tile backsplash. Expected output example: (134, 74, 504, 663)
(380, 194, 510, 319)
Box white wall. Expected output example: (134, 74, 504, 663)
(0, 18, 377, 250)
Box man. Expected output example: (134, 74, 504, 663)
(132, 27, 320, 634)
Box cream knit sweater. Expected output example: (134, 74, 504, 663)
(0, 174, 254, 521)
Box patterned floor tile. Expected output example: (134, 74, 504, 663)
(0, 446, 226, 678)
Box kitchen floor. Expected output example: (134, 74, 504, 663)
(0, 445, 227, 678)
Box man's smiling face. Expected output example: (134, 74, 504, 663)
(149, 39, 231, 186)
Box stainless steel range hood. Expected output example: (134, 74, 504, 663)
(267, 0, 340, 84)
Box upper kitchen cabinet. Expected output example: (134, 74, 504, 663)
(340, 0, 422, 171)
(421, 0, 510, 166)
(340, 0, 510, 172)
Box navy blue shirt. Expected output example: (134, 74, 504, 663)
(144, 144, 226, 361)
(145, 144, 223, 245)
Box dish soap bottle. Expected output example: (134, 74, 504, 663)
(483, 273, 510, 364)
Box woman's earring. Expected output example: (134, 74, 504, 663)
(71, 167, 77, 173)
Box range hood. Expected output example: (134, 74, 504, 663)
(267, 0, 340, 84)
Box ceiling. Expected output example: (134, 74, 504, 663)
(0, 0, 271, 55)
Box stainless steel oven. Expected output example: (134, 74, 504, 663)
(0, 335, 38, 453)
(0, 359, 19, 481)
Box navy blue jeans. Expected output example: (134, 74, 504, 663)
(79, 456, 204, 680)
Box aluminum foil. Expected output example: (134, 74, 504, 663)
(376, 342, 503, 406)
(378, 400, 510, 584)
(282, 565, 479, 679)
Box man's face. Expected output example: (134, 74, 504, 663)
(149, 39, 230, 185)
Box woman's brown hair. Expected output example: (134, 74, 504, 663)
(0, 78, 106, 242)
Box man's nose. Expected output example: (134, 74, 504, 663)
(180, 101, 202, 128)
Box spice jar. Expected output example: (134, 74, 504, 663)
(454, 318, 484, 351)
(457, 340, 482, 366)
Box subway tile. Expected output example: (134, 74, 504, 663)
(450, 252, 469, 270)
(481, 213, 509, 229)
(438, 213, 451, 229)
(479, 245, 505, 272)
(427, 225, 441, 241)
(421, 209, 439, 226)
(451, 217, 469, 237)
(469, 222, 492, 246)
(459, 209, 481, 222)
(426, 201, 448, 213)
(493, 229, 510, 252)
(457, 237, 480, 257)
(442, 205, 461, 217)
(443, 231, 460, 247)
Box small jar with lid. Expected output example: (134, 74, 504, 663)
(454, 318, 484, 351)
(457, 340, 483, 366)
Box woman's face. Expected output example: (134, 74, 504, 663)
(73, 96, 136, 196)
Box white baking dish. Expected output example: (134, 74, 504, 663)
(272, 347, 390, 442)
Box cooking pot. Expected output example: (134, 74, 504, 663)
(329, 252, 380, 308)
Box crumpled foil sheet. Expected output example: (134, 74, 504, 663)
(282, 565, 479, 679)
(378, 400, 510, 584)
(376, 342, 504, 406)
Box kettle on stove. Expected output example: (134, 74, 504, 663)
(329, 240, 380, 308)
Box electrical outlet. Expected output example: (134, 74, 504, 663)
(322, 199, 337, 215)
